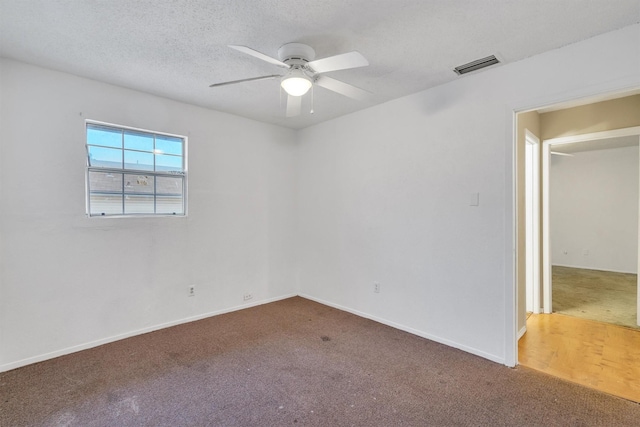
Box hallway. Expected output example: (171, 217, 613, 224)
(519, 313, 640, 403)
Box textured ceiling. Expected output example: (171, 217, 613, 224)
(1, 0, 639, 129)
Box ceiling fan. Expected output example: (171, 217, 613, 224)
(210, 43, 371, 117)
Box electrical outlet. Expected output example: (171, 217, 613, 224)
(583, 249, 589, 256)
(243, 293, 253, 301)
(188, 285, 196, 297)
(374, 283, 381, 293)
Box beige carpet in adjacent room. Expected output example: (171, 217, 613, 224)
(552, 266, 638, 329)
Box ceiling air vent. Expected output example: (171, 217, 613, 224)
(453, 55, 500, 75)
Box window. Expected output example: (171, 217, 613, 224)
(85, 121, 186, 216)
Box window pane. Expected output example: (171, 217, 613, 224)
(155, 154, 183, 172)
(156, 196, 183, 215)
(89, 194, 123, 215)
(124, 150, 154, 171)
(156, 176, 183, 214)
(155, 135, 183, 156)
(156, 176, 182, 195)
(124, 131, 154, 152)
(87, 125, 122, 148)
(89, 171, 122, 192)
(88, 146, 122, 168)
(89, 171, 123, 215)
(124, 194, 155, 214)
(124, 174, 154, 194)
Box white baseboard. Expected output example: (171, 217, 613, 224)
(0, 293, 297, 373)
(298, 293, 506, 365)
(552, 263, 637, 275)
(2, 292, 509, 372)
(517, 325, 527, 340)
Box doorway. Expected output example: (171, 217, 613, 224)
(516, 95, 640, 400)
(542, 127, 640, 324)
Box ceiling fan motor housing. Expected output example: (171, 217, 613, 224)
(278, 43, 316, 64)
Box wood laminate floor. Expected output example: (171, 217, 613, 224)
(519, 313, 640, 403)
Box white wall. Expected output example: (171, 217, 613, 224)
(0, 59, 298, 371)
(296, 24, 640, 364)
(551, 145, 639, 273)
(2, 23, 639, 371)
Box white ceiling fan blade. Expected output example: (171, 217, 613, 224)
(550, 151, 574, 157)
(286, 95, 302, 118)
(308, 51, 368, 73)
(209, 74, 281, 88)
(228, 45, 290, 68)
(315, 76, 372, 101)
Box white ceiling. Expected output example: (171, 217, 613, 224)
(1, 0, 639, 129)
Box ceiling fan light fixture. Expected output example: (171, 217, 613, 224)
(281, 72, 312, 97)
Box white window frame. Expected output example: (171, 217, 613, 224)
(85, 120, 187, 217)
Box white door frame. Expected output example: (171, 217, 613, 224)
(542, 126, 640, 314)
(525, 130, 541, 314)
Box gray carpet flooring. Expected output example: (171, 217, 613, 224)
(552, 266, 638, 329)
(2, 297, 640, 426)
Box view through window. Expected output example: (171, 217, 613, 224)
(86, 122, 186, 216)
